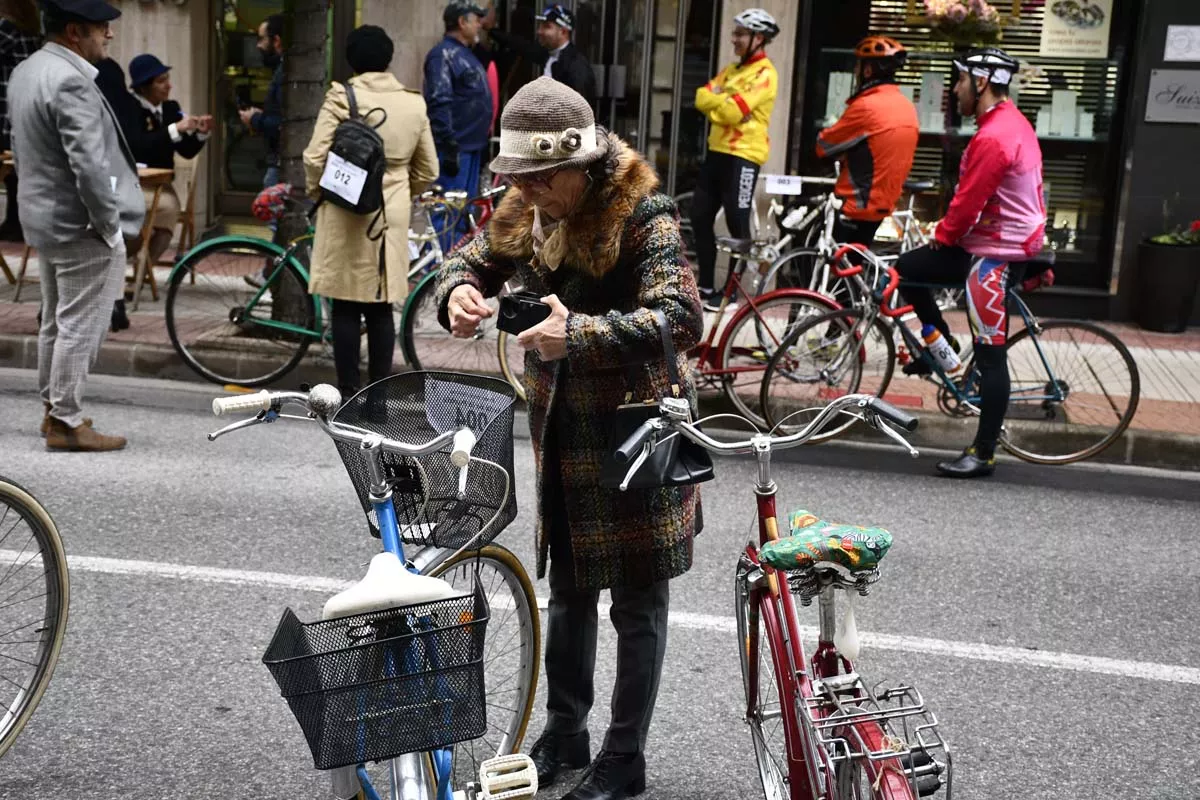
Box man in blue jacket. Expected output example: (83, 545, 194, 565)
(239, 14, 284, 190)
(424, 2, 492, 250)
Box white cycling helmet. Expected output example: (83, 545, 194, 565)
(733, 8, 780, 40)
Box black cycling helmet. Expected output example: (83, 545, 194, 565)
(954, 47, 1019, 112)
(954, 47, 1019, 88)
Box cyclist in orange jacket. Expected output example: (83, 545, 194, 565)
(815, 36, 919, 258)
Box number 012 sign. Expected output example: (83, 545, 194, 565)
(319, 153, 368, 205)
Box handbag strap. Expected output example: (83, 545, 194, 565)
(622, 308, 682, 401)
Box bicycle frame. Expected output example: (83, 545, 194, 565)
(830, 247, 1070, 415)
(694, 256, 839, 377)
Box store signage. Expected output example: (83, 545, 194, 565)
(1039, 0, 1113, 58)
(1145, 70, 1200, 124)
(1165, 26, 1200, 62)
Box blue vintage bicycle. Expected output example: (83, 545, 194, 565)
(208, 372, 539, 800)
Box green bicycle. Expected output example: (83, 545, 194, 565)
(165, 188, 522, 392)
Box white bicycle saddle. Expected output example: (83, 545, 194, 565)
(322, 551, 458, 621)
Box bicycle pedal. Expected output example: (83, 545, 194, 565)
(478, 754, 537, 799)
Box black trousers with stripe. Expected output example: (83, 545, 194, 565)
(691, 151, 760, 292)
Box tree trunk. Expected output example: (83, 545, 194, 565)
(274, 1, 330, 320)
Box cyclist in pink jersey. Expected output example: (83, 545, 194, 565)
(896, 47, 1046, 478)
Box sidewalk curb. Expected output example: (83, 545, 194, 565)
(3, 333, 1198, 472)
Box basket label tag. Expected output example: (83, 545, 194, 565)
(426, 379, 510, 436)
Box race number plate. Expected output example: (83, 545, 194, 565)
(319, 153, 367, 206)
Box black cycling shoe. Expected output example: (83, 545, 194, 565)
(528, 730, 591, 788)
(561, 750, 646, 800)
(936, 449, 996, 478)
(902, 358, 933, 376)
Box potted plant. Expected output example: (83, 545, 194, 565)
(1134, 214, 1200, 333)
(923, 0, 1006, 46)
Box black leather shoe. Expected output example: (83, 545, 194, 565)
(561, 750, 646, 800)
(936, 449, 996, 478)
(527, 730, 590, 788)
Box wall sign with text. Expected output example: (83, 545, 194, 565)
(1144, 70, 1200, 124)
(1039, 0, 1113, 58)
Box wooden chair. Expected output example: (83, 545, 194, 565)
(157, 160, 199, 271)
(11, 244, 34, 303)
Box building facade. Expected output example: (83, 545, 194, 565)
(111, 0, 1199, 323)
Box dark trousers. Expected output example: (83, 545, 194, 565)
(692, 151, 760, 291)
(542, 437, 670, 754)
(330, 299, 395, 394)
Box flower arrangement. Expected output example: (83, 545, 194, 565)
(1151, 219, 1200, 246)
(924, 0, 1005, 45)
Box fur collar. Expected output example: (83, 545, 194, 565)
(488, 134, 661, 279)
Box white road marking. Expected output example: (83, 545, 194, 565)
(6, 550, 1197, 687)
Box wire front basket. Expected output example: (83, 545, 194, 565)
(331, 371, 517, 550)
(262, 581, 490, 770)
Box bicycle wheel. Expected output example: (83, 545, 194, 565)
(496, 331, 528, 403)
(0, 478, 70, 758)
(760, 308, 896, 442)
(717, 293, 840, 429)
(166, 239, 316, 387)
(400, 272, 509, 384)
(998, 320, 1140, 464)
(735, 559, 805, 800)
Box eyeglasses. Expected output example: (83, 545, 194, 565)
(507, 167, 561, 191)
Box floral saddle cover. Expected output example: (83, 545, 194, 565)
(757, 509, 893, 573)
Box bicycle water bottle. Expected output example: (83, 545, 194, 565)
(921, 325, 961, 374)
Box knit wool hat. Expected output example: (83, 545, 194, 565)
(489, 77, 608, 175)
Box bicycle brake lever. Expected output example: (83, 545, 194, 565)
(872, 414, 919, 458)
(618, 441, 654, 492)
(207, 411, 271, 441)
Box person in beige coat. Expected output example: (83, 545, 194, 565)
(303, 24, 439, 396)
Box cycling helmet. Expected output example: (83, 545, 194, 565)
(854, 35, 908, 80)
(252, 183, 292, 222)
(855, 35, 906, 60)
(733, 8, 780, 41)
(953, 47, 1019, 87)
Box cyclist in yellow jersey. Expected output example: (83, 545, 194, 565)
(692, 8, 779, 306)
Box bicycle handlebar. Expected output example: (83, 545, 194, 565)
(207, 386, 461, 461)
(612, 394, 919, 490)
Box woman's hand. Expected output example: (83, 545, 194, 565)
(517, 294, 569, 361)
(448, 284, 493, 338)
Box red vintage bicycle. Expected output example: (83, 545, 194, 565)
(612, 393, 952, 800)
(687, 235, 841, 428)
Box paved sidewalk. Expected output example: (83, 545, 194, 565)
(3, 240, 1199, 469)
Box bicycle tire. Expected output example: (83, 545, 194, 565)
(760, 308, 897, 443)
(0, 478, 70, 759)
(166, 239, 316, 387)
(830, 719, 917, 800)
(998, 320, 1140, 464)
(717, 293, 840, 429)
(735, 559, 806, 800)
(356, 545, 540, 799)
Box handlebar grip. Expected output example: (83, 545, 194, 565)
(450, 428, 477, 468)
(867, 397, 919, 432)
(615, 419, 657, 463)
(212, 390, 273, 417)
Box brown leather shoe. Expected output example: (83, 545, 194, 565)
(40, 404, 92, 438)
(45, 417, 126, 452)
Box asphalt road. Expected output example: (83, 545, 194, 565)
(0, 370, 1197, 800)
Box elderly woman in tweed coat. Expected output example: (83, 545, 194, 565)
(436, 77, 702, 800)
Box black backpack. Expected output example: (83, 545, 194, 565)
(318, 83, 387, 215)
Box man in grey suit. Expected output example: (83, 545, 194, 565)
(8, 0, 144, 451)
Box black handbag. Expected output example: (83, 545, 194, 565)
(599, 309, 715, 490)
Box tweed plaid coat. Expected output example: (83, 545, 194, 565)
(436, 135, 704, 590)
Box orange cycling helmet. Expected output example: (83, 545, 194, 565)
(855, 36, 906, 60)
